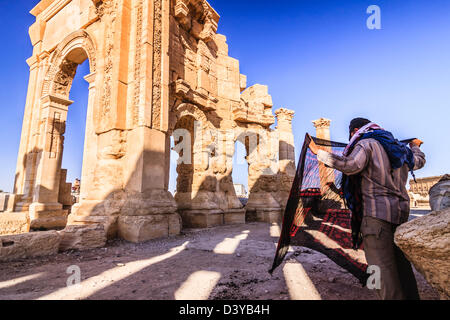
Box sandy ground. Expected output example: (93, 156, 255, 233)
(0, 222, 439, 300)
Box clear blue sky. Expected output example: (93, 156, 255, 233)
(0, 0, 449, 193)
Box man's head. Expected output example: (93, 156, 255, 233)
(349, 117, 371, 140)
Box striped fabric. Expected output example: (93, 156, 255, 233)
(317, 139, 426, 225)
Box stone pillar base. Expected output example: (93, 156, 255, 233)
(246, 192, 281, 223)
(224, 208, 246, 225)
(29, 202, 68, 229)
(5, 194, 20, 212)
(118, 213, 181, 243)
(67, 214, 119, 240)
(246, 208, 282, 224)
(59, 224, 107, 251)
(14, 200, 30, 213)
(179, 209, 224, 228)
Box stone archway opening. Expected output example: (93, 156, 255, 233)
(232, 137, 250, 207)
(173, 114, 196, 199)
(59, 59, 90, 218)
(26, 45, 97, 231)
(232, 130, 266, 222)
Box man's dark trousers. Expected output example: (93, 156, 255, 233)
(361, 216, 420, 300)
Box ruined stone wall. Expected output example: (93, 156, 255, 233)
(168, 0, 296, 226)
(9, 0, 296, 249)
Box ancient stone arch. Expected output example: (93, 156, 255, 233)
(43, 30, 97, 98)
(9, 0, 296, 249)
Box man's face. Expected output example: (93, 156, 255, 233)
(350, 128, 359, 139)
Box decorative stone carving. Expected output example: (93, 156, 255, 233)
(312, 118, 331, 129)
(53, 59, 78, 96)
(174, 0, 219, 43)
(151, 0, 163, 129)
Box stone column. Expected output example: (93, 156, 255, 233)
(312, 118, 334, 194)
(79, 72, 97, 201)
(275, 108, 296, 209)
(13, 54, 45, 212)
(118, 126, 180, 242)
(29, 95, 73, 229)
(312, 118, 331, 141)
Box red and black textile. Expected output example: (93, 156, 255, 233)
(269, 134, 369, 285)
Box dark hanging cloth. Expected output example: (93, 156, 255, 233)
(269, 133, 415, 286)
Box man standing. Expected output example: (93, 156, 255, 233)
(309, 118, 425, 300)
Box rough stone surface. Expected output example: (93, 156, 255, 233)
(118, 214, 181, 243)
(429, 175, 450, 211)
(394, 208, 450, 299)
(0, 193, 9, 212)
(0, 212, 30, 235)
(59, 224, 107, 251)
(0, 231, 60, 262)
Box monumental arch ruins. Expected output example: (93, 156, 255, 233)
(7, 0, 296, 249)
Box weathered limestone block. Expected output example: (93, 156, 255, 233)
(118, 214, 181, 243)
(0, 193, 9, 212)
(224, 209, 246, 225)
(429, 175, 450, 211)
(58, 169, 74, 210)
(0, 231, 60, 262)
(394, 208, 450, 299)
(246, 192, 281, 223)
(179, 210, 224, 229)
(67, 214, 118, 240)
(6, 194, 19, 212)
(0, 212, 30, 235)
(30, 205, 69, 230)
(237, 84, 275, 125)
(59, 224, 107, 251)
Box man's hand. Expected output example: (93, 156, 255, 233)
(309, 137, 319, 155)
(409, 139, 424, 148)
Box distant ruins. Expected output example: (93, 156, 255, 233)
(409, 176, 443, 209)
(1, 0, 296, 248)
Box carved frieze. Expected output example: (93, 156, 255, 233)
(151, 0, 163, 129)
(53, 59, 78, 96)
(133, 0, 144, 126)
(101, 0, 118, 118)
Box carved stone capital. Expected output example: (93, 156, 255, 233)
(312, 118, 331, 129)
(41, 94, 74, 109)
(275, 108, 295, 121)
